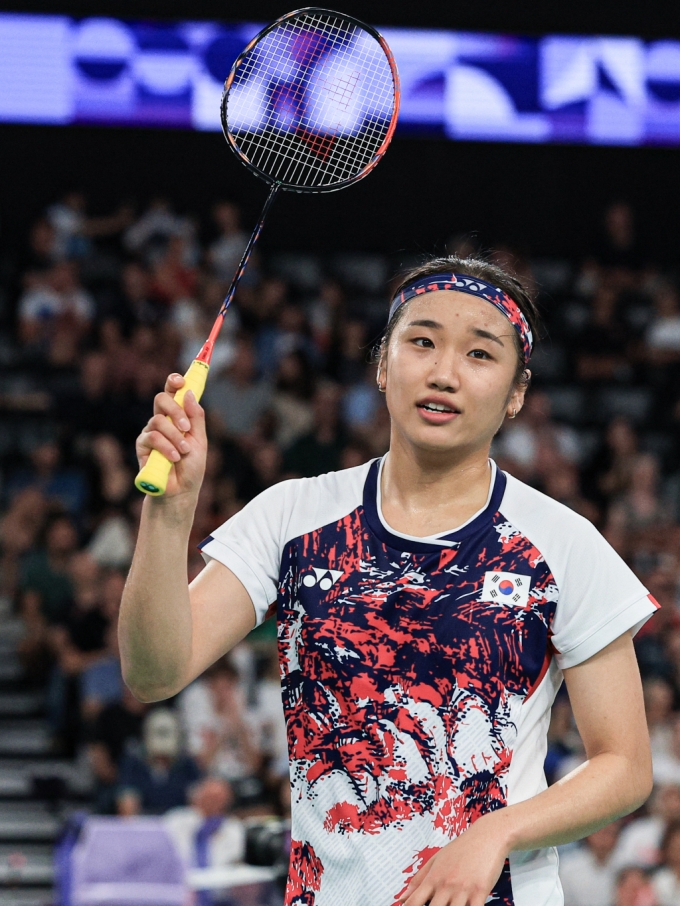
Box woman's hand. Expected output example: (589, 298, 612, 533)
(135, 373, 208, 499)
(398, 815, 509, 906)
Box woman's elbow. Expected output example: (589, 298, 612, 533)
(120, 664, 183, 703)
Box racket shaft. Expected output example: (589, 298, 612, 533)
(134, 358, 210, 496)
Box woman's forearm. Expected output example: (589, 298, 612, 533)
(486, 750, 652, 853)
(119, 493, 197, 701)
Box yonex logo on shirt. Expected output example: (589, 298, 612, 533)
(481, 570, 531, 607)
(302, 567, 344, 591)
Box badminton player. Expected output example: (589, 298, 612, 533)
(120, 255, 657, 906)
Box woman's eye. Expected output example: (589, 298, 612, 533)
(469, 348, 492, 360)
(412, 337, 434, 348)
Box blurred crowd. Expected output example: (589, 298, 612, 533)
(1, 190, 680, 900)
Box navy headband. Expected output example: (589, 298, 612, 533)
(388, 273, 533, 363)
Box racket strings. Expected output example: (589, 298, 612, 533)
(224, 10, 397, 190)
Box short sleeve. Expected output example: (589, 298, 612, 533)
(198, 480, 296, 626)
(551, 519, 658, 670)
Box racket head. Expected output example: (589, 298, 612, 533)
(221, 7, 400, 194)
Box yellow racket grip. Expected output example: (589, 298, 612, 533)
(135, 358, 210, 496)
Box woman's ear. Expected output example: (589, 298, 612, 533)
(507, 369, 530, 418)
(376, 347, 387, 393)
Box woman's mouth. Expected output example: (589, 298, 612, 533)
(416, 401, 460, 423)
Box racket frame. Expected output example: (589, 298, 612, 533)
(220, 7, 400, 195)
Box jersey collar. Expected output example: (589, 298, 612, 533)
(362, 456, 506, 553)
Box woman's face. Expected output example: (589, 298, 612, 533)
(379, 291, 526, 458)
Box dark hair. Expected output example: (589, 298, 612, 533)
(380, 255, 542, 386)
(204, 655, 239, 681)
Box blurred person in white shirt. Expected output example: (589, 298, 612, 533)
(163, 776, 245, 869)
(644, 679, 675, 761)
(613, 785, 680, 872)
(653, 821, 680, 905)
(178, 656, 262, 785)
(18, 262, 94, 347)
(653, 715, 680, 786)
(560, 820, 622, 906)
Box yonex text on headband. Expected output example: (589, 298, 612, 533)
(388, 273, 534, 363)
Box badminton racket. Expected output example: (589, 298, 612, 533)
(135, 6, 400, 495)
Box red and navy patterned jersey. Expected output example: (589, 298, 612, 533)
(200, 458, 657, 906)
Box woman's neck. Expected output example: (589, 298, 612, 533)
(380, 437, 493, 538)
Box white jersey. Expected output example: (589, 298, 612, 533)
(200, 458, 657, 906)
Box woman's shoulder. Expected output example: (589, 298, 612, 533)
(250, 459, 375, 512)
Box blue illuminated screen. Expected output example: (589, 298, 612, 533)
(1, 13, 680, 146)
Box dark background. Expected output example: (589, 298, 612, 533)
(2, 0, 680, 263)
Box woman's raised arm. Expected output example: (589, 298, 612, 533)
(119, 374, 257, 702)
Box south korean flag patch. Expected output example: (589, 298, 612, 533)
(481, 571, 531, 607)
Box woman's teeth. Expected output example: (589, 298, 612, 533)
(421, 403, 453, 412)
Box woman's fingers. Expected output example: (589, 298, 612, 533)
(140, 414, 190, 461)
(164, 372, 185, 395)
(153, 390, 191, 433)
(399, 862, 431, 902)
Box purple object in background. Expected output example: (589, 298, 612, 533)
(70, 816, 188, 906)
(3, 13, 680, 145)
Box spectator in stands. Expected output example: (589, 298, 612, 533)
(331, 318, 370, 386)
(342, 362, 383, 435)
(643, 679, 675, 759)
(17, 261, 94, 349)
(283, 381, 345, 477)
(653, 820, 680, 905)
(123, 196, 188, 265)
(23, 217, 58, 273)
(117, 708, 201, 816)
(596, 201, 643, 274)
(575, 285, 630, 383)
(645, 283, 680, 363)
(541, 459, 600, 523)
(149, 234, 198, 307)
(559, 820, 622, 906)
(80, 612, 123, 723)
(88, 684, 148, 814)
(252, 649, 288, 788)
(45, 190, 132, 261)
(583, 417, 639, 510)
(204, 337, 273, 440)
(54, 351, 114, 439)
(652, 715, 680, 786)
(613, 866, 657, 906)
(18, 512, 79, 677)
(271, 350, 315, 449)
(207, 201, 248, 282)
(607, 454, 673, 541)
(493, 390, 580, 486)
(306, 278, 345, 357)
(173, 274, 239, 374)
(47, 552, 108, 751)
(163, 776, 245, 869)
(116, 261, 166, 327)
(613, 783, 680, 871)
(545, 693, 579, 785)
(0, 487, 47, 601)
(179, 659, 262, 798)
(661, 626, 680, 707)
(6, 440, 86, 517)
